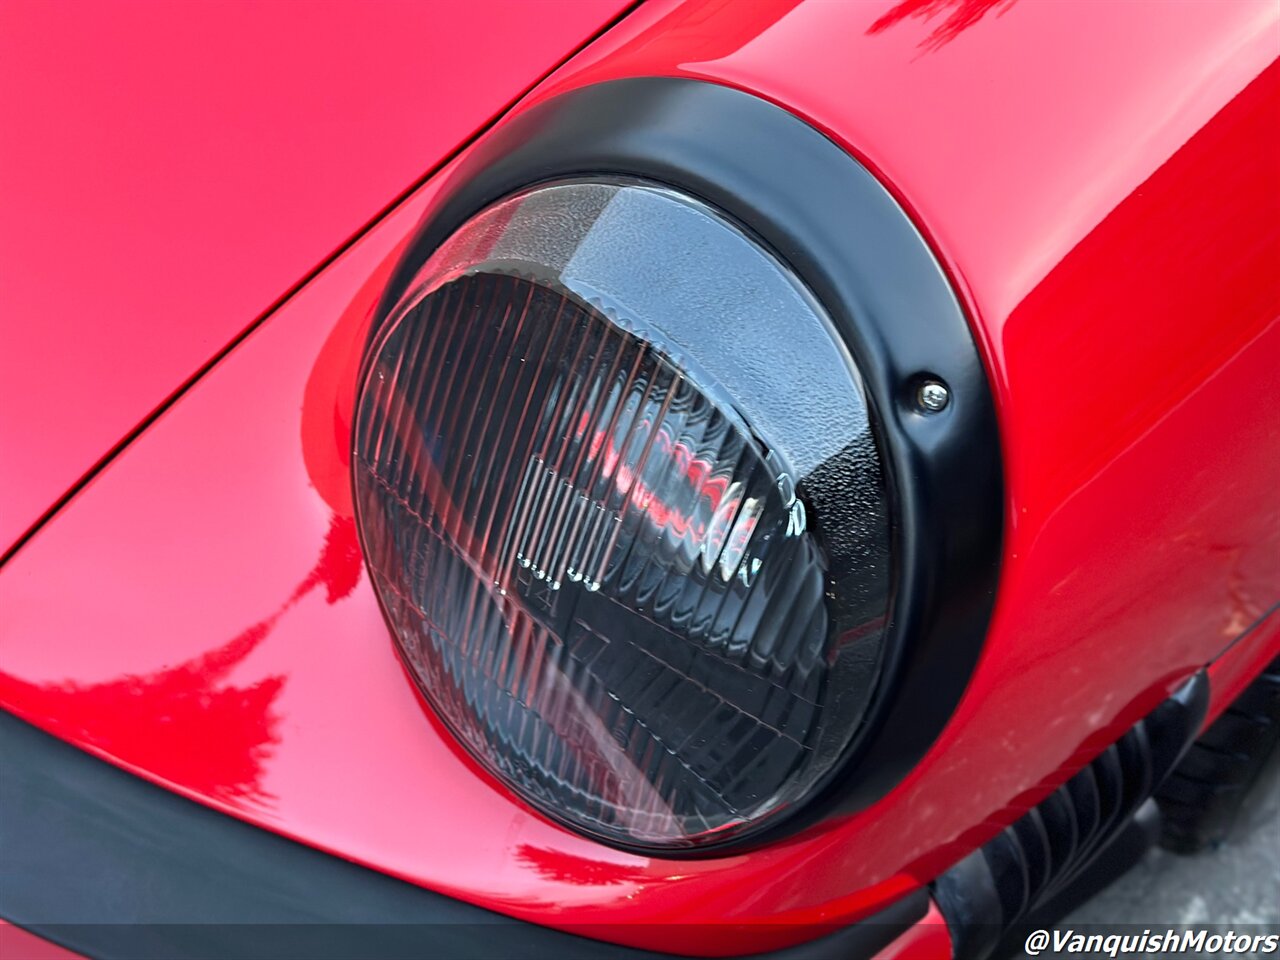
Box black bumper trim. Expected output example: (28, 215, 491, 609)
(0, 711, 925, 959)
(930, 672, 1210, 960)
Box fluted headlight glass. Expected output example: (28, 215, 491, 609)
(353, 179, 892, 850)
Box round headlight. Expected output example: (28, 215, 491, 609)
(353, 178, 893, 850)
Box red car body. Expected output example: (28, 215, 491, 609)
(1, 1, 1277, 957)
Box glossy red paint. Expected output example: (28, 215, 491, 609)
(0, 0, 631, 555)
(0, 921, 84, 960)
(1, 0, 1277, 955)
(1, 164, 921, 956)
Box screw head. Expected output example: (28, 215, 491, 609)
(917, 380, 950, 413)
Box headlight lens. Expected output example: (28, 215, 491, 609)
(353, 179, 892, 850)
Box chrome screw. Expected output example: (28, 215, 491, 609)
(917, 380, 950, 413)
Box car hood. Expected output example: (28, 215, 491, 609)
(0, 0, 629, 555)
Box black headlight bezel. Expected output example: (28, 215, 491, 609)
(362, 77, 1003, 853)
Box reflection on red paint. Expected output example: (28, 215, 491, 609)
(0, 515, 360, 803)
(296, 515, 362, 606)
(867, 0, 1017, 50)
(514, 844, 651, 887)
(1, 1, 1276, 951)
(300, 236, 412, 518)
(2, 619, 285, 803)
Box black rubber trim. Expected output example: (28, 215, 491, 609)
(1156, 650, 1280, 853)
(376, 77, 1004, 850)
(932, 672, 1210, 960)
(0, 711, 927, 960)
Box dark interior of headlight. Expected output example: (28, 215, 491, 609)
(353, 179, 892, 851)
